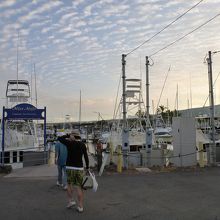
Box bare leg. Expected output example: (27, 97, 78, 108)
(67, 184, 73, 202)
(76, 186, 84, 208)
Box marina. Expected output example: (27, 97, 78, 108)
(1, 73, 220, 171)
(0, 1, 220, 219)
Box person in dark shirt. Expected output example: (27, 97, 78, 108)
(96, 140, 103, 172)
(58, 130, 89, 213)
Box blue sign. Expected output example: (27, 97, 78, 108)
(4, 103, 45, 119)
(1, 103, 47, 165)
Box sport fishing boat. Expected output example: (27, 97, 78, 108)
(0, 80, 45, 168)
(108, 78, 149, 152)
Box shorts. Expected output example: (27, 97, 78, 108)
(66, 169, 84, 187)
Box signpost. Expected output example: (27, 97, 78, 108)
(1, 103, 46, 166)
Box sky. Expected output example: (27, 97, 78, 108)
(0, 0, 220, 122)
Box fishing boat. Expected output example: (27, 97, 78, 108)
(0, 80, 45, 168)
(195, 115, 220, 164)
(108, 78, 148, 152)
(154, 114, 172, 146)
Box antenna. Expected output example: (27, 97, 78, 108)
(167, 98, 170, 126)
(176, 84, 179, 116)
(16, 31, 19, 104)
(139, 55, 142, 114)
(79, 90, 81, 127)
(189, 72, 193, 117)
(152, 99, 155, 128)
(156, 66, 171, 113)
(34, 63, 38, 107)
(189, 72, 192, 110)
(30, 63, 33, 104)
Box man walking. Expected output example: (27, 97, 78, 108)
(55, 137, 67, 190)
(58, 130, 89, 213)
(96, 139, 103, 172)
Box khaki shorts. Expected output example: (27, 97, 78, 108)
(66, 169, 84, 187)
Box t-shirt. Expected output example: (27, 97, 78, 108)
(58, 136, 89, 169)
(55, 141, 67, 166)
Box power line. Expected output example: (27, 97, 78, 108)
(203, 70, 220, 107)
(125, 0, 204, 56)
(150, 13, 220, 57)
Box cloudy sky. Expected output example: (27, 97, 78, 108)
(0, 0, 220, 122)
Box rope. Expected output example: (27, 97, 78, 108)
(111, 149, 203, 160)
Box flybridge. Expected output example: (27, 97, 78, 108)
(6, 80, 31, 105)
(6, 80, 30, 97)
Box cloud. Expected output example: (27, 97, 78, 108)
(0, 0, 16, 8)
(18, 1, 63, 24)
(0, 0, 220, 121)
(59, 12, 78, 24)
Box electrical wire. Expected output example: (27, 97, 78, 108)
(203, 70, 220, 107)
(150, 13, 220, 57)
(125, 0, 204, 56)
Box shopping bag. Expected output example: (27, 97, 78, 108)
(81, 174, 93, 190)
(89, 171, 98, 192)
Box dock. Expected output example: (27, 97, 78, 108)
(1, 164, 220, 219)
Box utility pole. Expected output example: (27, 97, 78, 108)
(146, 56, 150, 119)
(207, 51, 216, 165)
(145, 56, 152, 167)
(122, 54, 127, 126)
(122, 54, 129, 169)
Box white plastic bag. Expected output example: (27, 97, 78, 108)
(89, 171, 98, 192)
(82, 174, 93, 190)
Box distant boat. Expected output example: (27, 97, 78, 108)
(107, 78, 149, 152)
(154, 114, 172, 143)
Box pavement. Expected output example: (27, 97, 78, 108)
(1, 165, 220, 220)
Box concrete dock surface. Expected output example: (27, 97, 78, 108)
(1, 165, 220, 220)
